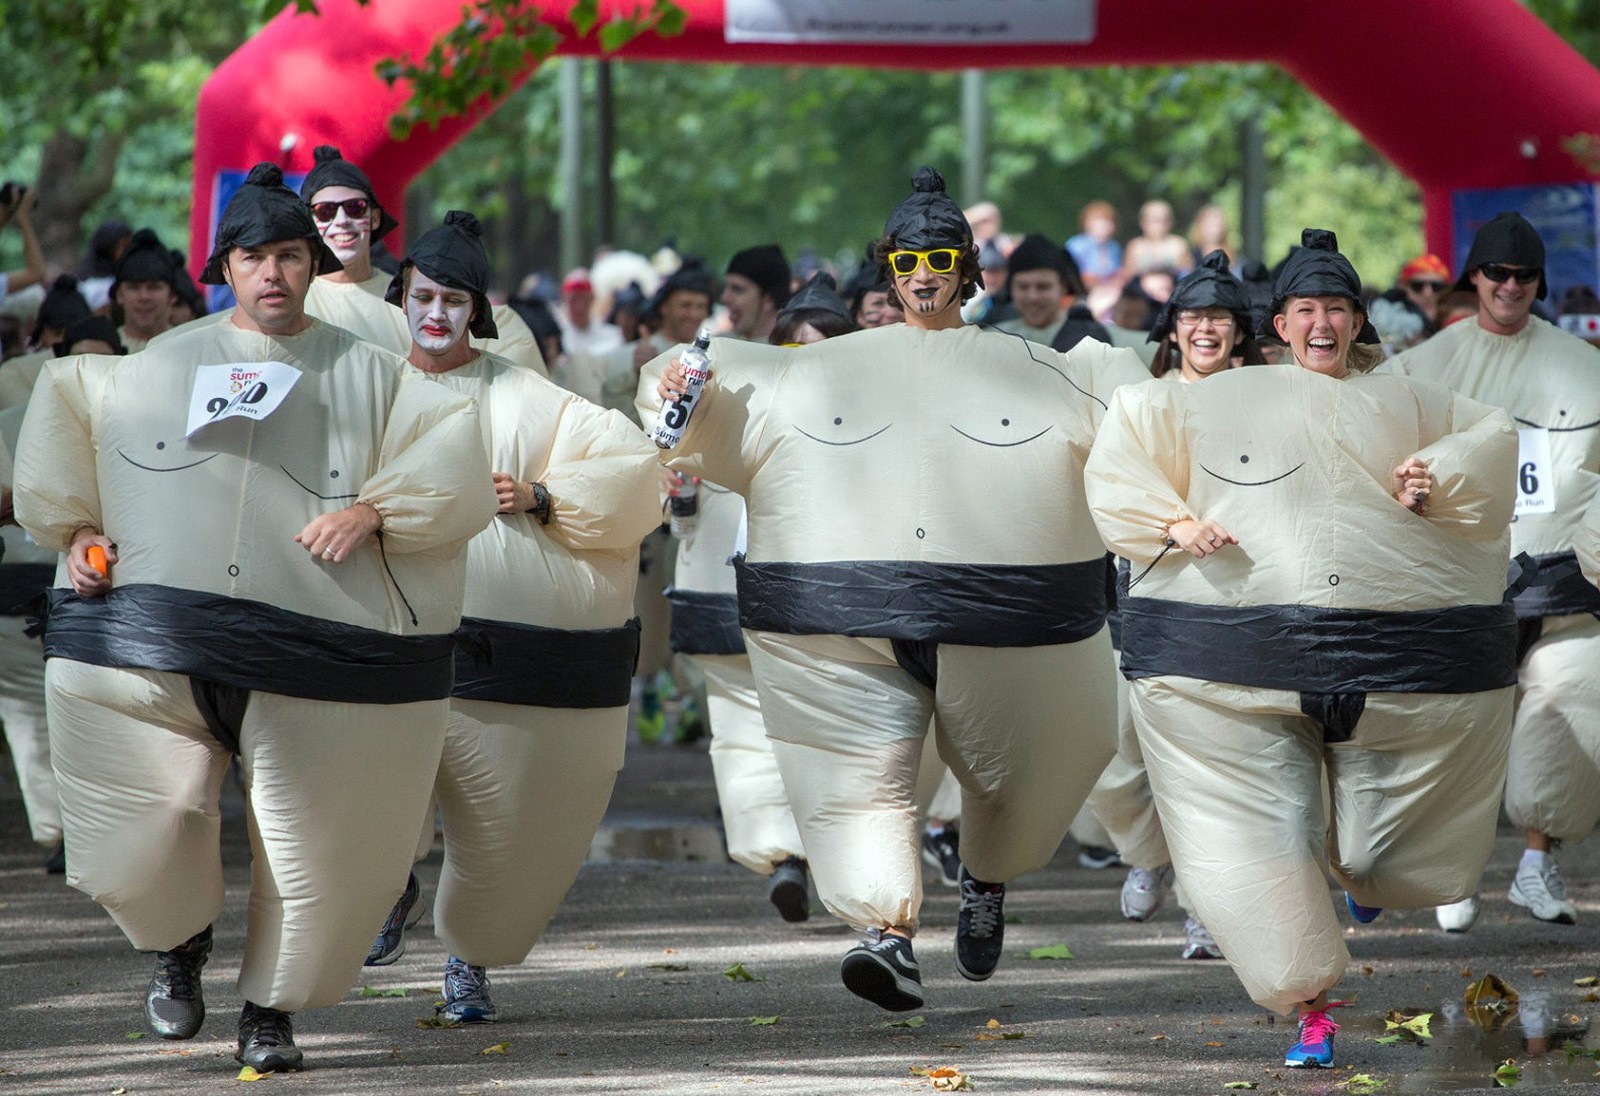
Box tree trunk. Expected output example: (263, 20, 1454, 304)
(34, 128, 124, 273)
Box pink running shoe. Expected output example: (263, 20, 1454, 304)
(1284, 1006, 1341, 1068)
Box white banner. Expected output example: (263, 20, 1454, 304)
(726, 0, 1096, 45)
(187, 361, 303, 438)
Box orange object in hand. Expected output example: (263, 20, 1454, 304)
(87, 545, 109, 578)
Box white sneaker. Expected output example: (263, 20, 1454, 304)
(1509, 858, 1578, 924)
(1435, 895, 1480, 933)
(1181, 915, 1222, 959)
(1119, 864, 1174, 922)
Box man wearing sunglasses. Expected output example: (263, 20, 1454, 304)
(1391, 211, 1600, 934)
(1397, 253, 1451, 334)
(641, 167, 1148, 1013)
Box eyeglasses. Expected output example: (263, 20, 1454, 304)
(1406, 280, 1447, 294)
(1479, 263, 1541, 286)
(310, 197, 371, 223)
(888, 248, 961, 276)
(1175, 310, 1234, 327)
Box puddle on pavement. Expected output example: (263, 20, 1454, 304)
(1329, 998, 1597, 1092)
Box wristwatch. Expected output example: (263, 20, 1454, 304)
(529, 481, 552, 524)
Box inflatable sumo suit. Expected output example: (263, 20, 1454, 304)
(0, 406, 59, 847)
(387, 212, 660, 965)
(1086, 250, 1254, 871)
(638, 321, 1147, 933)
(1084, 233, 1518, 1014)
(1581, 492, 1600, 588)
(1389, 214, 1600, 846)
(12, 164, 497, 1013)
(668, 480, 806, 874)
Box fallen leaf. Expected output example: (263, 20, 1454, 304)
(749, 1016, 779, 1026)
(1373, 1034, 1403, 1046)
(1585, 991, 1600, 1003)
(1222, 1085, 1257, 1092)
(1575, 976, 1599, 987)
(1027, 944, 1074, 961)
(1150, 1034, 1167, 1041)
(237, 1066, 272, 1081)
(1206, 1040, 1224, 1047)
(415, 1017, 450, 1029)
(1532, 969, 1547, 978)
(662, 947, 676, 954)
(112, 1090, 128, 1095)
(985, 1019, 1001, 1029)
(614, 968, 627, 979)
(1383, 1010, 1433, 1040)
(887, 1016, 927, 1028)
(1360, 966, 1375, 976)
(909, 1065, 974, 1092)
(480, 1042, 510, 1056)
(1464, 974, 1520, 1029)
(1462, 967, 1473, 978)
(359, 987, 407, 998)
(1494, 1058, 1521, 1087)
(124, 1032, 145, 1040)
(647, 962, 689, 972)
(1336, 1073, 1385, 1094)
(723, 962, 764, 982)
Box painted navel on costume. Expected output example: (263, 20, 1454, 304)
(1199, 456, 1306, 487)
(279, 464, 360, 500)
(949, 417, 1054, 447)
(1514, 410, 1600, 433)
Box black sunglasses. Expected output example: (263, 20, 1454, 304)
(310, 197, 371, 223)
(1406, 280, 1447, 293)
(1479, 263, 1541, 286)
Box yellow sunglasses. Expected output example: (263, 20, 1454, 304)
(888, 248, 961, 276)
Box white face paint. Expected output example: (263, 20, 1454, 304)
(405, 267, 476, 357)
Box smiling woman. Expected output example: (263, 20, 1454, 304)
(1084, 227, 1522, 1071)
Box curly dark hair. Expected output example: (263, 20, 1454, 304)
(871, 234, 983, 308)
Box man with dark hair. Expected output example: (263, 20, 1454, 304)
(1391, 211, 1600, 933)
(644, 167, 1148, 1011)
(111, 229, 179, 352)
(722, 244, 791, 342)
(14, 163, 495, 1074)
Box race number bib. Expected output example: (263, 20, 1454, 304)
(186, 361, 303, 438)
(1515, 428, 1557, 516)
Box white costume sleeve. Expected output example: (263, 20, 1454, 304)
(635, 339, 787, 495)
(358, 372, 498, 554)
(1404, 381, 1517, 540)
(538, 397, 662, 552)
(14, 354, 111, 550)
(1083, 381, 1196, 564)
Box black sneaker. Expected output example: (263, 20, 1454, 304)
(955, 868, 1005, 982)
(236, 1001, 303, 1072)
(365, 871, 425, 966)
(44, 843, 66, 875)
(1077, 844, 1123, 870)
(921, 827, 962, 887)
(840, 930, 924, 1011)
(144, 925, 213, 1039)
(767, 856, 810, 923)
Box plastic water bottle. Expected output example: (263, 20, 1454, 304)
(650, 326, 713, 450)
(667, 474, 699, 539)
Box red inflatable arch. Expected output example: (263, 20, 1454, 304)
(192, 0, 1600, 274)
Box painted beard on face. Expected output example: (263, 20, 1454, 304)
(897, 270, 960, 319)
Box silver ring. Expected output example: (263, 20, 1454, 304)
(322, 548, 336, 559)
(1208, 535, 1219, 545)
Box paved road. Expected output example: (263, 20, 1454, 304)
(3, 738, 1599, 1095)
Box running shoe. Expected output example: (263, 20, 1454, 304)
(439, 956, 497, 1024)
(236, 1001, 302, 1072)
(1345, 892, 1382, 924)
(1181, 915, 1223, 960)
(767, 856, 810, 923)
(1120, 864, 1174, 922)
(1284, 1006, 1340, 1068)
(840, 930, 924, 1011)
(921, 827, 962, 888)
(144, 924, 213, 1039)
(366, 871, 426, 966)
(1077, 844, 1123, 870)
(1435, 895, 1480, 933)
(1509, 857, 1577, 924)
(44, 843, 65, 875)
(955, 867, 1006, 981)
